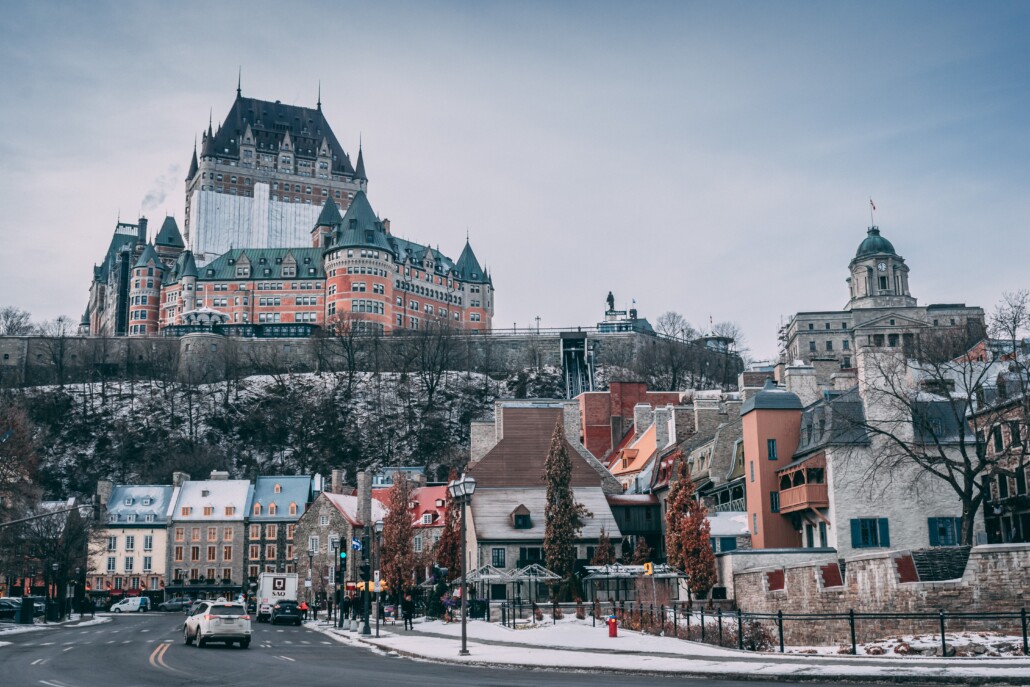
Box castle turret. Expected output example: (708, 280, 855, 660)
(180, 251, 199, 313)
(128, 244, 165, 335)
(154, 216, 185, 264)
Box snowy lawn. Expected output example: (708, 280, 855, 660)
(0, 615, 109, 637)
(785, 631, 1028, 658)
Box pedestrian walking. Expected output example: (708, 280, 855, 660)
(402, 593, 415, 631)
(340, 594, 351, 628)
(298, 600, 309, 620)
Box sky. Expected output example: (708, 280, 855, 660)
(1, 0, 1028, 359)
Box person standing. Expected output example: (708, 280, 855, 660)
(402, 594, 415, 631)
(339, 594, 351, 628)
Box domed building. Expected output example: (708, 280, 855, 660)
(779, 224, 984, 383)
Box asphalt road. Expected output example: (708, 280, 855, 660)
(0, 613, 847, 687)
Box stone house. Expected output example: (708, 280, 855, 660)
(244, 475, 313, 581)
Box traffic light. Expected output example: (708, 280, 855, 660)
(643, 562, 654, 576)
(359, 561, 371, 582)
(339, 549, 348, 561)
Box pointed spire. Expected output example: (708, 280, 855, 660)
(354, 137, 367, 181)
(317, 80, 322, 110)
(187, 137, 199, 180)
(237, 67, 242, 98)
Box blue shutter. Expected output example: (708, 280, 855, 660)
(850, 519, 862, 548)
(878, 518, 891, 548)
(954, 517, 963, 544)
(928, 518, 940, 546)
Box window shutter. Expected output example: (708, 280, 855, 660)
(953, 517, 963, 544)
(878, 518, 891, 548)
(927, 518, 939, 546)
(850, 519, 861, 547)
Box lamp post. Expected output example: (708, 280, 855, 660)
(374, 519, 384, 638)
(447, 473, 477, 656)
(307, 550, 314, 618)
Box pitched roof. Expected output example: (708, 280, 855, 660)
(609, 424, 658, 477)
(325, 191, 394, 255)
(187, 143, 199, 180)
(172, 479, 251, 521)
(468, 406, 608, 489)
(248, 476, 312, 521)
(205, 95, 355, 177)
(470, 487, 621, 542)
(314, 197, 343, 227)
(323, 492, 389, 528)
(181, 251, 198, 278)
(454, 240, 487, 283)
(354, 145, 367, 181)
(154, 217, 185, 249)
(198, 248, 325, 281)
(133, 243, 163, 270)
(106, 485, 174, 524)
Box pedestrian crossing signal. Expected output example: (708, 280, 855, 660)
(643, 562, 654, 576)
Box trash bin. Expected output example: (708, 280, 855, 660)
(46, 601, 61, 622)
(19, 598, 34, 625)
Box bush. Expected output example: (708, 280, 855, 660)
(552, 604, 563, 620)
(741, 620, 774, 652)
(575, 601, 585, 620)
(534, 605, 543, 622)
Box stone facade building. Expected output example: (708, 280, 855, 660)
(244, 476, 312, 580)
(779, 225, 985, 383)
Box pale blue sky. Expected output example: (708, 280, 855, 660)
(1, 1, 1028, 358)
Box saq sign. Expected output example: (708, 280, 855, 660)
(272, 577, 286, 596)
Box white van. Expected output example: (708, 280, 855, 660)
(110, 597, 149, 613)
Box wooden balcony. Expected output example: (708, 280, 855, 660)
(779, 483, 828, 513)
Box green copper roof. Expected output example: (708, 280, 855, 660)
(133, 243, 163, 269)
(325, 191, 395, 255)
(315, 197, 343, 227)
(181, 251, 199, 278)
(855, 227, 897, 259)
(455, 240, 488, 283)
(198, 248, 326, 281)
(155, 217, 185, 249)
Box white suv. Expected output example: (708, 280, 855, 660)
(183, 599, 252, 649)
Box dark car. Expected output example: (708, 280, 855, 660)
(158, 598, 191, 612)
(0, 598, 20, 622)
(246, 599, 256, 615)
(269, 600, 302, 626)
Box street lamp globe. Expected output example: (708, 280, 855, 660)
(375, 520, 384, 534)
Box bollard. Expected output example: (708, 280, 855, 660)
(939, 609, 947, 656)
(736, 608, 743, 650)
(718, 608, 723, 646)
(777, 610, 784, 653)
(1022, 608, 1028, 655)
(672, 606, 677, 638)
(848, 609, 856, 655)
(701, 608, 706, 642)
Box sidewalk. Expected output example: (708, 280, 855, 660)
(0, 614, 109, 638)
(307, 617, 1030, 684)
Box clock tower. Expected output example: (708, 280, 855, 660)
(845, 226, 916, 310)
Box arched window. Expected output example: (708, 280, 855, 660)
(253, 503, 261, 516)
(274, 484, 282, 493)
(268, 503, 277, 515)
(289, 502, 297, 515)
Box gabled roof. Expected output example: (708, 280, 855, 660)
(199, 248, 325, 281)
(410, 485, 449, 529)
(133, 243, 163, 270)
(180, 251, 198, 278)
(205, 94, 355, 177)
(323, 492, 389, 528)
(106, 485, 174, 524)
(470, 487, 620, 542)
(454, 240, 488, 283)
(248, 476, 312, 521)
(154, 217, 185, 249)
(609, 424, 658, 477)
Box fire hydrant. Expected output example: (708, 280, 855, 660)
(607, 615, 617, 638)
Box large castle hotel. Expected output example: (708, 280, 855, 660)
(86, 88, 494, 337)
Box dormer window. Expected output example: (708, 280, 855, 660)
(253, 504, 261, 516)
(109, 514, 118, 523)
(289, 502, 297, 515)
(142, 498, 152, 506)
(511, 505, 532, 529)
(435, 499, 445, 507)
(126, 514, 136, 523)
(124, 498, 134, 506)
(421, 513, 434, 525)
(268, 503, 277, 515)
(274, 484, 282, 493)
(144, 514, 154, 523)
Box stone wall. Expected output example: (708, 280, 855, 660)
(732, 544, 1030, 645)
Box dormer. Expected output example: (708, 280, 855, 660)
(511, 504, 532, 529)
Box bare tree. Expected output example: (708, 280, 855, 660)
(0, 306, 33, 336)
(34, 316, 74, 387)
(655, 311, 697, 341)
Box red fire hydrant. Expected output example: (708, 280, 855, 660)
(607, 615, 618, 638)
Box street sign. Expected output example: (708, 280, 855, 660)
(373, 570, 380, 593)
(304, 580, 312, 588)
(351, 538, 362, 552)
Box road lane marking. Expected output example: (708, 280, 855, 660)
(38, 642, 55, 646)
(62, 647, 74, 652)
(32, 659, 45, 665)
(149, 642, 181, 673)
(276, 655, 295, 661)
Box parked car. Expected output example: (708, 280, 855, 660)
(110, 597, 149, 613)
(158, 598, 191, 613)
(183, 600, 251, 648)
(0, 598, 21, 621)
(269, 600, 302, 626)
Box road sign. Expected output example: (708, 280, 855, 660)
(304, 580, 312, 588)
(351, 538, 362, 552)
(373, 570, 380, 593)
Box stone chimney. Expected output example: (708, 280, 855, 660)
(209, 470, 229, 480)
(693, 396, 722, 437)
(95, 479, 114, 512)
(831, 370, 858, 392)
(783, 361, 820, 408)
(672, 405, 694, 443)
(382, 218, 391, 235)
(331, 469, 345, 495)
(172, 472, 190, 487)
(357, 471, 372, 531)
(633, 403, 654, 438)
(138, 216, 148, 243)
(654, 406, 672, 449)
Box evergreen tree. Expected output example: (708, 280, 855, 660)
(665, 455, 716, 601)
(590, 526, 615, 565)
(543, 419, 588, 601)
(434, 469, 462, 581)
(381, 474, 416, 598)
(630, 536, 653, 564)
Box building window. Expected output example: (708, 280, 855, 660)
(752, 513, 758, 534)
(992, 426, 1004, 453)
(249, 544, 260, 560)
(208, 527, 217, 541)
(770, 492, 780, 513)
(287, 524, 296, 540)
(491, 548, 506, 567)
(809, 341, 816, 352)
(265, 544, 276, 559)
(319, 515, 329, 527)
(825, 340, 833, 351)
(249, 524, 260, 539)
(842, 339, 850, 350)
(190, 546, 200, 562)
(413, 536, 423, 553)
(309, 535, 319, 552)
(421, 513, 433, 525)
(144, 535, 153, 551)
(174, 546, 184, 562)
(143, 556, 152, 572)
(928, 517, 960, 546)
(203, 506, 214, 516)
(998, 473, 1010, 499)
(767, 439, 778, 460)
(107, 557, 116, 572)
(750, 461, 754, 482)
(266, 524, 278, 538)
(107, 536, 117, 551)
(223, 546, 233, 561)
(851, 518, 889, 548)
(225, 506, 235, 516)
(207, 546, 217, 561)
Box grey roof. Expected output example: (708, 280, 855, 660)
(181, 251, 199, 278)
(470, 487, 621, 542)
(93, 226, 140, 283)
(740, 379, 803, 415)
(912, 399, 968, 445)
(204, 94, 356, 177)
(855, 226, 897, 259)
(133, 243, 162, 270)
(354, 146, 367, 181)
(247, 476, 312, 522)
(154, 217, 185, 249)
(792, 387, 869, 459)
(187, 143, 199, 180)
(106, 485, 174, 525)
(171, 479, 252, 521)
(162, 250, 194, 286)
(199, 248, 325, 281)
(454, 240, 488, 283)
(325, 191, 395, 255)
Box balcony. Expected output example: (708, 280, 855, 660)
(711, 497, 746, 513)
(779, 483, 828, 513)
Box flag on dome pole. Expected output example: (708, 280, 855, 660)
(870, 198, 876, 211)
